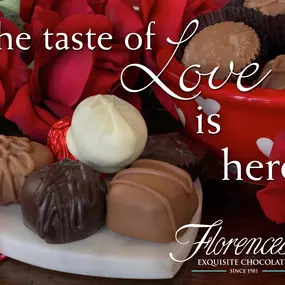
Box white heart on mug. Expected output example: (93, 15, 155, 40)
(256, 138, 274, 158)
(195, 96, 221, 116)
(174, 104, 186, 126)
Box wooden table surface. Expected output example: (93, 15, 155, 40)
(1, 178, 285, 285)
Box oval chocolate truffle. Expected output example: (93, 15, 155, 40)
(107, 159, 198, 243)
(21, 159, 107, 244)
(140, 133, 206, 180)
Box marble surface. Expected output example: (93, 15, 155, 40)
(0, 179, 202, 280)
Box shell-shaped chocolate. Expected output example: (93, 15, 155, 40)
(107, 159, 198, 243)
(0, 135, 54, 205)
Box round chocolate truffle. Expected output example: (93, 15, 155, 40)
(140, 133, 206, 180)
(66, 95, 148, 174)
(21, 159, 107, 244)
(0, 135, 54, 205)
(256, 55, 285, 90)
(244, 0, 285, 16)
(182, 22, 260, 80)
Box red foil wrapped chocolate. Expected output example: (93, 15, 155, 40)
(46, 117, 76, 162)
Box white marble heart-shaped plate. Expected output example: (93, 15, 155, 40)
(0, 180, 203, 279)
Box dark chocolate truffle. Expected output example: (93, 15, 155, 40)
(21, 159, 107, 244)
(140, 133, 206, 180)
(107, 159, 198, 243)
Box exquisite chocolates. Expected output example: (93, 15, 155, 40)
(66, 95, 148, 173)
(21, 159, 107, 244)
(244, 0, 285, 16)
(256, 55, 285, 90)
(107, 159, 198, 243)
(140, 133, 206, 180)
(182, 22, 261, 80)
(0, 135, 54, 205)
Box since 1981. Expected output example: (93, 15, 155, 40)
(230, 269, 259, 274)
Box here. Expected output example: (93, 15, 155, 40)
(222, 147, 284, 182)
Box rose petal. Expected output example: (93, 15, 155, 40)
(257, 186, 285, 224)
(20, 0, 55, 23)
(0, 81, 6, 110)
(257, 130, 285, 223)
(105, 0, 144, 43)
(81, 68, 120, 100)
(28, 6, 62, 52)
(52, 0, 93, 19)
(43, 99, 74, 118)
(87, 0, 107, 14)
(139, 0, 156, 26)
(5, 84, 56, 142)
(0, 40, 9, 73)
(42, 45, 94, 107)
(95, 44, 131, 71)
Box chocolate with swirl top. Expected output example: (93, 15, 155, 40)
(140, 133, 206, 180)
(0, 135, 53, 205)
(21, 159, 107, 244)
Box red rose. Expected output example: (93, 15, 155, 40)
(0, 14, 29, 113)
(9, 0, 143, 142)
(139, 0, 216, 119)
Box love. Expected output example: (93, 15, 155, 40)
(168, 19, 272, 99)
(121, 19, 272, 101)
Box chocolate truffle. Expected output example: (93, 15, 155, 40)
(0, 135, 54, 205)
(107, 159, 198, 243)
(256, 55, 285, 90)
(66, 95, 148, 173)
(140, 133, 206, 180)
(21, 159, 107, 244)
(182, 22, 260, 80)
(244, 0, 285, 16)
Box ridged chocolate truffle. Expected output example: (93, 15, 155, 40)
(140, 133, 206, 180)
(0, 135, 54, 205)
(21, 159, 107, 244)
(107, 159, 198, 243)
(182, 22, 260, 80)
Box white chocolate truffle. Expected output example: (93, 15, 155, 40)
(66, 95, 148, 173)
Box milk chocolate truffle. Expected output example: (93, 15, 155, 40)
(107, 159, 198, 243)
(256, 55, 285, 90)
(140, 133, 206, 180)
(0, 135, 54, 205)
(244, 0, 285, 16)
(21, 159, 107, 244)
(182, 22, 260, 80)
(66, 95, 148, 173)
